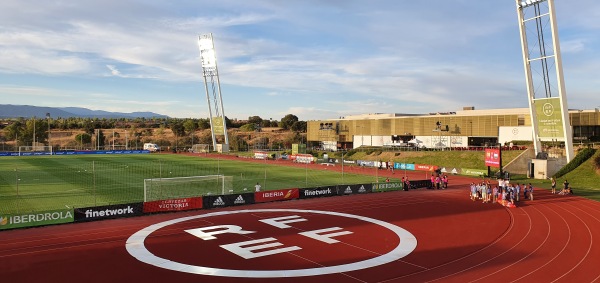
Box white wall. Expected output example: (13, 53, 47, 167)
(498, 126, 532, 145)
(415, 135, 468, 149)
(353, 135, 391, 148)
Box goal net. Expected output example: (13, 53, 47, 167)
(143, 175, 233, 202)
(18, 145, 53, 156)
(191, 144, 211, 153)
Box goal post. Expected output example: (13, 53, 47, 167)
(18, 146, 53, 156)
(191, 144, 211, 153)
(143, 175, 233, 202)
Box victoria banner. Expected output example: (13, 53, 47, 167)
(143, 197, 203, 213)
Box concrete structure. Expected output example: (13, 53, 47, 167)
(307, 107, 600, 178)
(308, 107, 600, 149)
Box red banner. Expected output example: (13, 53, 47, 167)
(414, 164, 438, 171)
(254, 189, 299, 203)
(254, 151, 268, 159)
(485, 148, 500, 168)
(143, 197, 203, 213)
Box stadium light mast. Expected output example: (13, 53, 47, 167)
(515, 0, 574, 162)
(198, 33, 229, 152)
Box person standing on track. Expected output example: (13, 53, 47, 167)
(528, 183, 534, 201)
(442, 174, 448, 189)
(551, 177, 557, 194)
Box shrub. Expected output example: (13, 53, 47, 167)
(594, 153, 600, 170)
(553, 148, 597, 178)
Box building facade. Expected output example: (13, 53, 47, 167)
(307, 107, 600, 151)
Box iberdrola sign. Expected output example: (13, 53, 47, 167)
(0, 209, 74, 230)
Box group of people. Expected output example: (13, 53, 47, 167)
(551, 177, 574, 195)
(430, 174, 449, 189)
(469, 179, 535, 206)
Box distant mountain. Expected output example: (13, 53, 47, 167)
(0, 104, 169, 119)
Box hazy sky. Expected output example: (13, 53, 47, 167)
(1, 0, 598, 120)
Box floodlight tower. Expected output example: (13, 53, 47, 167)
(515, 0, 573, 162)
(198, 33, 229, 150)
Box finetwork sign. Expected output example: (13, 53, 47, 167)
(300, 187, 336, 199)
(0, 209, 74, 230)
(74, 203, 143, 222)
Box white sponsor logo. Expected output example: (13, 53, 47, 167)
(2, 211, 73, 225)
(262, 191, 283, 198)
(234, 195, 245, 204)
(85, 206, 135, 218)
(213, 197, 225, 206)
(344, 186, 352, 194)
(303, 188, 332, 196)
(358, 185, 366, 193)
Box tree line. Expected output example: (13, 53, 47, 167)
(0, 114, 307, 149)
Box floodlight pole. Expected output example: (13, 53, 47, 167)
(32, 116, 36, 150)
(516, 0, 574, 162)
(198, 33, 229, 151)
(341, 150, 345, 184)
(46, 113, 51, 151)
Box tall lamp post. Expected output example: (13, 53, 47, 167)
(32, 116, 36, 150)
(46, 113, 51, 151)
(578, 110, 583, 145)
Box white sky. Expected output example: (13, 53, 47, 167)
(0, 0, 599, 120)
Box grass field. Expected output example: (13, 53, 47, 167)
(2, 149, 598, 215)
(0, 154, 383, 214)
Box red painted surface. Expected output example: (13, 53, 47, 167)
(1, 154, 599, 282)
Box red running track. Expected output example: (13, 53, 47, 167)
(1, 158, 600, 282)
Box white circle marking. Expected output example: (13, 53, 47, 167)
(126, 209, 417, 278)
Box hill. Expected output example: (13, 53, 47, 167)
(0, 104, 168, 119)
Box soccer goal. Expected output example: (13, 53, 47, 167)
(143, 175, 233, 202)
(18, 146, 53, 156)
(191, 144, 211, 153)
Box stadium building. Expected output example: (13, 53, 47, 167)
(307, 106, 600, 152)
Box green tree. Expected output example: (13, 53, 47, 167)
(183, 119, 198, 134)
(280, 114, 299, 130)
(248, 116, 263, 125)
(291, 121, 307, 132)
(198, 118, 210, 130)
(170, 121, 185, 137)
(240, 123, 257, 132)
(75, 133, 92, 144)
(4, 120, 23, 140)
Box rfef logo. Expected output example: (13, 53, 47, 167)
(126, 209, 417, 278)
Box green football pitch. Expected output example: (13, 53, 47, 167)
(0, 154, 380, 214)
